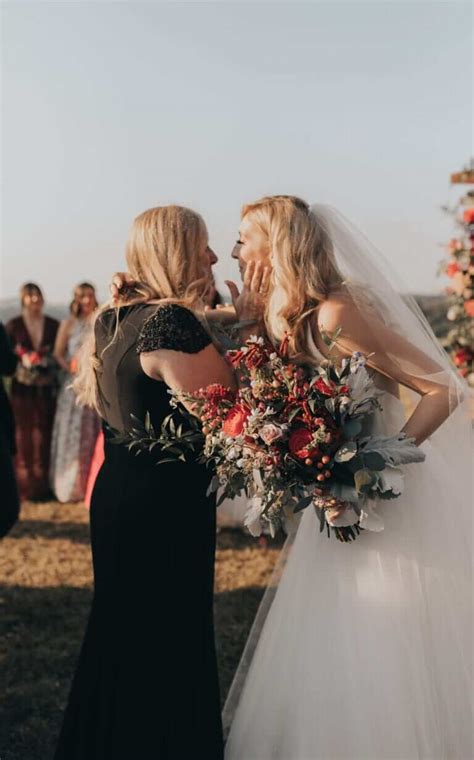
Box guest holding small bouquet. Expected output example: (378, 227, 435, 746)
(6, 283, 59, 500)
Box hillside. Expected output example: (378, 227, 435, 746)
(0, 295, 451, 338)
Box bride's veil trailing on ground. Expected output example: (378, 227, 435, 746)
(222, 204, 472, 738)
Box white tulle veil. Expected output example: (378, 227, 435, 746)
(222, 203, 472, 737)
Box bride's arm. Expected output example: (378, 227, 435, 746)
(317, 298, 457, 446)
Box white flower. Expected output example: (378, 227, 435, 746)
(260, 423, 285, 445)
(359, 504, 384, 532)
(376, 466, 404, 495)
(244, 497, 264, 536)
(350, 352, 366, 371)
(338, 395, 351, 406)
(236, 458, 245, 468)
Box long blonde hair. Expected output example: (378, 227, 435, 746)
(241, 195, 344, 363)
(74, 205, 210, 410)
(70, 282, 98, 317)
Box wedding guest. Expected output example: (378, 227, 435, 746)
(0, 322, 20, 536)
(5, 283, 59, 500)
(50, 282, 100, 503)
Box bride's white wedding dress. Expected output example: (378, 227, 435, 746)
(225, 391, 471, 760)
(224, 206, 472, 760)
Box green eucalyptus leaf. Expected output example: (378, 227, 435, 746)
(293, 494, 313, 513)
(216, 490, 229, 506)
(362, 451, 386, 471)
(288, 407, 302, 423)
(342, 419, 362, 438)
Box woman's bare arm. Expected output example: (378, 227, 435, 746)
(140, 342, 237, 414)
(317, 297, 455, 445)
(53, 319, 74, 372)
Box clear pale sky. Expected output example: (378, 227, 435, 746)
(1, 0, 472, 304)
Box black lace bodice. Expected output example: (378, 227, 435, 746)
(94, 303, 211, 435)
(136, 303, 211, 354)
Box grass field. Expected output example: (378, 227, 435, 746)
(0, 501, 283, 760)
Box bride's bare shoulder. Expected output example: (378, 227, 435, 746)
(316, 290, 358, 332)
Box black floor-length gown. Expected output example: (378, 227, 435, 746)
(54, 303, 224, 760)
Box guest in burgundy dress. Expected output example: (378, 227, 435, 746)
(6, 283, 59, 500)
(0, 321, 19, 536)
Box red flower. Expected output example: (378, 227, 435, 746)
(446, 262, 460, 278)
(339, 385, 350, 394)
(454, 348, 471, 367)
(227, 350, 245, 368)
(288, 428, 318, 460)
(29, 351, 41, 365)
(315, 378, 336, 396)
(463, 208, 474, 225)
(222, 405, 250, 437)
(464, 300, 474, 317)
(243, 344, 269, 370)
(204, 384, 236, 405)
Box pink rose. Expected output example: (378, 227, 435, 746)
(260, 424, 284, 446)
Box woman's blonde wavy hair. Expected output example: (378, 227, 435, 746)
(74, 205, 211, 410)
(241, 195, 345, 364)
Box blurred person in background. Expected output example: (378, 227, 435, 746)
(50, 282, 100, 503)
(6, 283, 59, 500)
(0, 321, 20, 536)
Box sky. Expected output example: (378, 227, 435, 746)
(1, 0, 472, 305)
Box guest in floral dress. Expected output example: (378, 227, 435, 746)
(50, 282, 100, 503)
(6, 283, 59, 500)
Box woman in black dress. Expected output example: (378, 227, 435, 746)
(54, 205, 235, 760)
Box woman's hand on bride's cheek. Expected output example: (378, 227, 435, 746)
(225, 261, 271, 323)
(109, 272, 136, 305)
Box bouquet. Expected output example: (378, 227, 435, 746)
(14, 345, 57, 386)
(119, 335, 425, 543)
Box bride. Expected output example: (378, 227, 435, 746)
(223, 196, 472, 759)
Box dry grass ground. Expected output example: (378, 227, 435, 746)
(0, 501, 283, 760)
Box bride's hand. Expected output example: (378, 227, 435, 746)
(109, 272, 137, 305)
(326, 505, 346, 521)
(225, 261, 271, 324)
